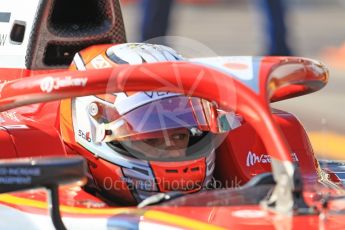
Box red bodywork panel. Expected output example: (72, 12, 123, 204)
(0, 127, 17, 158)
(215, 109, 319, 186)
(0, 68, 67, 159)
(0, 108, 66, 158)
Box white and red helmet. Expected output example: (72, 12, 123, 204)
(60, 43, 219, 204)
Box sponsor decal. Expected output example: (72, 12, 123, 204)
(246, 151, 271, 166)
(0, 34, 7, 46)
(0, 167, 40, 185)
(40, 76, 88, 93)
(78, 130, 91, 142)
(246, 151, 299, 167)
(144, 91, 170, 98)
(0, 167, 41, 176)
(91, 55, 111, 69)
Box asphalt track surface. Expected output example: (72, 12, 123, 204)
(121, 1, 345, 159)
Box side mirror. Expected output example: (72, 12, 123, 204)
(0, 156, 87, 230)
(268, 60, 328, 102)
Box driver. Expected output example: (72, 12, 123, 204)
(60, 43, 234, 205)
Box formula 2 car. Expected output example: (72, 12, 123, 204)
(1, 0, 345, 229)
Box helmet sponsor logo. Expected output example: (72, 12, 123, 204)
(246, 151, 299, 167)
(40, 76, 88, 93)
(144, 91, 170, 98)
(78, 130, 91, 142)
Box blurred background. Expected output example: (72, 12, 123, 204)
(120, 0, 345, 159)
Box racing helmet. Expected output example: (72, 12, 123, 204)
(60, 43, 220, 205)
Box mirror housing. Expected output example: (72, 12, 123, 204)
(0, 156, 87, 230)
(0, 156, 86, 193)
